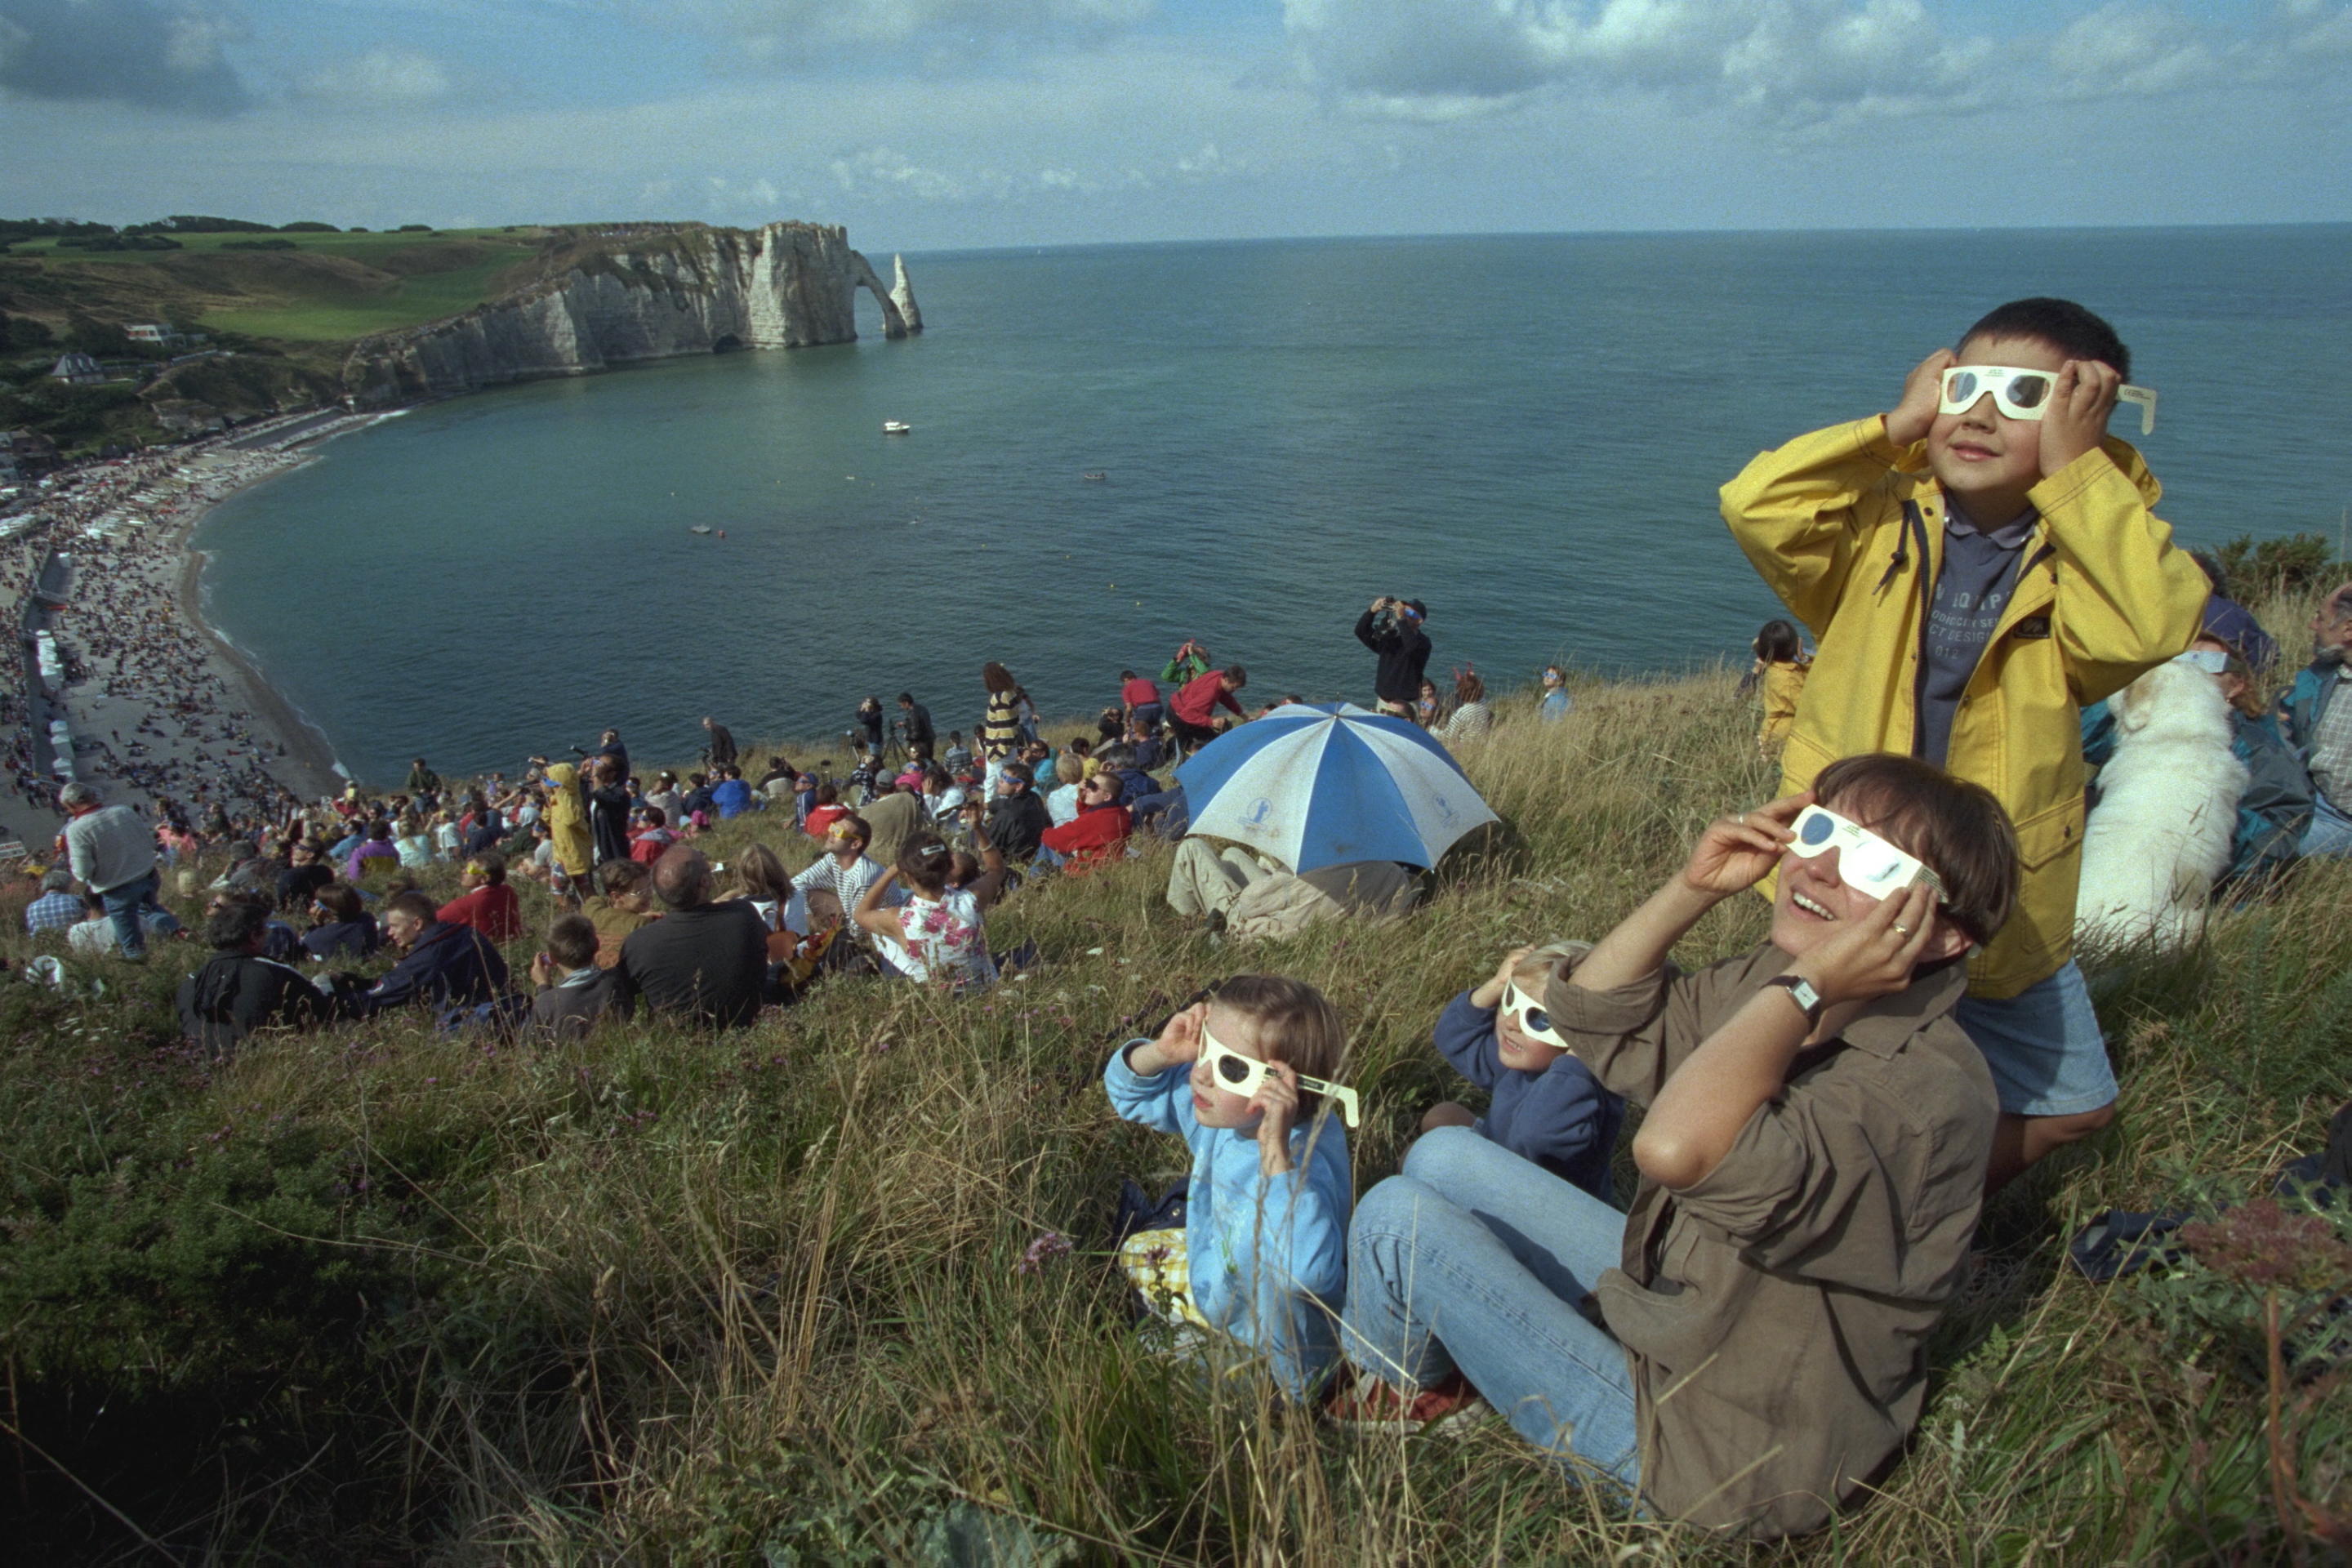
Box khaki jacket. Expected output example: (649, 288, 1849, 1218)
(1546, 945, 1995, 1539)
(1722, 418, 2207, 996)
(1224, 859, 1419, 941)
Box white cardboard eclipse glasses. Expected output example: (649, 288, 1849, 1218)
(1939, 363, 2158, 435)
(1787, 804, 1945, 903)
(1500, 981, 1568, 1050)
(1198, 1025, 1361, 1129)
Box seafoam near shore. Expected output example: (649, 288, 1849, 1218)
(9, 422, 377, 833)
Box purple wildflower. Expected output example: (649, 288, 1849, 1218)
(1017, 1232, 1073, 1276)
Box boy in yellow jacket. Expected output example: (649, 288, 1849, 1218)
(1721, 298, 2207, 1191)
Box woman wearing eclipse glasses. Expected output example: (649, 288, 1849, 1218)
(1334, 753, 2018, 1540)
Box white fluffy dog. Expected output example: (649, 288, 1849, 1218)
(2074, 657, 2248, 950)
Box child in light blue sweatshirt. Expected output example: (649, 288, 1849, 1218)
(1103, 974, 1353, 1397)
(1421, 942, 1625, 1202)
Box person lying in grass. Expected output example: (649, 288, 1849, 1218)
(1104, 975, 1355, 1398)
(1418, 941, 1624, 1202)
(1335, 753, 2014, 1540)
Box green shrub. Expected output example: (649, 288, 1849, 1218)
(2212, 532, 2352, 598)
(3, 312, 56, 348)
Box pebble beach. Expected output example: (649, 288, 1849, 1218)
(3, 423, 366, 844)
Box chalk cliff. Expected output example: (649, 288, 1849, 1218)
(341, 221, 919, 403)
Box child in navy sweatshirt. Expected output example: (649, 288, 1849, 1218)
(1421, 943, 1624, 1201)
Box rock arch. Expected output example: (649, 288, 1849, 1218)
(847, 251, 915, 339)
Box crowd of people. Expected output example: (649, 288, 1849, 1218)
(2, 443, 318, 836)
(14, 296, 2352, 1543)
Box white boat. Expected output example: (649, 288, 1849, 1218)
(882, 421, 911, 434)
(688, 524, 713, 535)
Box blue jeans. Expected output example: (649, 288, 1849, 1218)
(1343, 1128, 1640, 1490)
(100, 869, 179, 959)
(2301, 791, 2352, 858)
(1953, 958, 2115, 1117)
(1131, 788, 1189, 840)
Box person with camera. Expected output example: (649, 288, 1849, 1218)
(896, 692, 936, 761)
(1356, 597, 1432, 719)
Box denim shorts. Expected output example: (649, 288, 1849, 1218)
(1953, 958, 2117, 1118)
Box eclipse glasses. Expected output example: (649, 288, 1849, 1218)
(1939, 364, 2158, 435)
(1787, 804, 1945, 903)
(1499, 981, 1568, 1050)
(1198, 1025, 1361, 1129)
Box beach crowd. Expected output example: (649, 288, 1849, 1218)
(2, 442, 316, 839)
(11, 296, 2352, 1544)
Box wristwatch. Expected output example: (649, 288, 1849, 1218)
(1762, 973, 1825, 1027)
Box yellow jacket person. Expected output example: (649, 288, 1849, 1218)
(1722, 416, 2205, 998)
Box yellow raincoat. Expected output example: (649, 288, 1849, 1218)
(1757, 657, 1809, 755)
(1722, 417, 2207, 998)
(542, 762, 593, 879)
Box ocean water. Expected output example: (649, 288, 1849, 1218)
(195, 226, 2352, 786)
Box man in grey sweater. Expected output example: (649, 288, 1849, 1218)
(61, 781, 180, 959)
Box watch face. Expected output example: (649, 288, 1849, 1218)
(1772, 974, 1821, 1017)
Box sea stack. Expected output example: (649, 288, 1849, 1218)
(891, 254, 924, 335)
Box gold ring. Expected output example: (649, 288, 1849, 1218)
(1738, 813, 1748, 826)
(1893, 924, 1911, 936)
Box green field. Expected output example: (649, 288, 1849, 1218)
(5, 226, 550, 341)
(3, 599, 2345, 1561)
(194, 248, 538, 340)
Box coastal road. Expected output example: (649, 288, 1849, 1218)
(225, 408, 355, 452)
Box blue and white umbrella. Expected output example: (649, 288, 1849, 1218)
(1174, 702, 1499, 872)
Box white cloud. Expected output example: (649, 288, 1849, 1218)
(830, 145, 988, 202)
(301, 47, 454, 104)
(669, 0, 1152, 61)
(2047, 4, 2216, 96)
(1283, 0, 2352, 125)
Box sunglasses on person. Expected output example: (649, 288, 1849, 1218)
(1938, 364, 2158, 435)
(1198, 1025, 1361, 1128)
(1786, 804, 1946, 902)
(1499, 981, 1568, 1050)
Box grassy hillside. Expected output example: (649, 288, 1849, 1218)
(0, 223, 660, 452)
(2, 634, 2346, 1560)
(2, 227, 550, 342)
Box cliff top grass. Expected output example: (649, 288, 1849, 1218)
(5, 615, 2349, 1561)
(0, 220, 829, 349)
(0, 219, 782, 451)
(5, 227, 553, 345)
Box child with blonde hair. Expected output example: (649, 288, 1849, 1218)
(1105, 974, 1356, 1396)
(1420, 942, 1624, 1200)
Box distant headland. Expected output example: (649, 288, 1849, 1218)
(0, 216, 921, 455)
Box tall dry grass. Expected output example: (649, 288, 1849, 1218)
(3, 600, 2348, 1561)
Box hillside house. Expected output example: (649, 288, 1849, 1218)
(49, 353, 105, 386)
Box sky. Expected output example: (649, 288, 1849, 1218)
(3, 0, 2350, 250)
